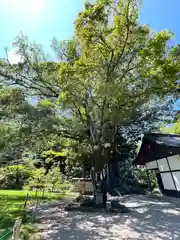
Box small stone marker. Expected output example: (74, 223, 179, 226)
(106, 201, 111, 212)
(95, 191, 103, 204)
(12, 220, 21, 240)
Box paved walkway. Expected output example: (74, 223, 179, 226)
(36, 195, 180, 240)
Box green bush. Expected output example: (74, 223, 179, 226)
(134, 167, 158, 191)
(153, 188, 160, 194)
(0, 162, 71, 192)
(0, 165, 33, 189)
(25, 167, 71, 192)
(25, 168, 46, 190)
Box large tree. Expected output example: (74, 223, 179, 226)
(0, 0, 180, 189)
(56, 0, 179, 172)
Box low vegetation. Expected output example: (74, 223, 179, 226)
(0, 189, 70, 239)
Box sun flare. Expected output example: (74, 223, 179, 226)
(10, 0, 44, 14)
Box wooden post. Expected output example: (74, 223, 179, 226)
(23, 192, 29, 209)
(32, 198, 38, 222)
(32, 189, 38, 222)
(48, 188, 52, 198)
(107, 163, 110, 192)
(146, 169, 153, 194)
(41, 189, 45, 200)
(12, 220, 21, 240)
(34, 189, 38, 200)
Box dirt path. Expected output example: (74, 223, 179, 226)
(35, 195, 180, 240)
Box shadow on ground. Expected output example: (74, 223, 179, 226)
(36, 195, 180, 240)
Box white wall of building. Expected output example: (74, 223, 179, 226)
(157, 158, 169, 172)
(168, 155, 180, 171)
(172, 172, 180, 191)
(146, 154, 180, 192)
(146, 161, 158, 169)
(160, 172, 176, 190)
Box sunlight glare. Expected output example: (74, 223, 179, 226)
(8, 49, 23, 64)
(10, 0, 44, 14)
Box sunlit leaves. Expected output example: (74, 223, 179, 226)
(37, 99, 54, 108)
(56, 0, 179, 173)
(161, 120, 180, 134)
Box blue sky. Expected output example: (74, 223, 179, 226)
(0, 0, 180, 59)
(0, 0, 85, 58)
(140, 0, 180, 46)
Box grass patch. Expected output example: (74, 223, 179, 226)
(0, 189, 71, 239)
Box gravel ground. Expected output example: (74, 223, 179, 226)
(35, 195, 180, 240)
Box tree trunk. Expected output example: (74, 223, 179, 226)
(90, 166, 103, 205)
(90, 167, 96, 192)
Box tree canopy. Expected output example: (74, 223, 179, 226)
(0, 0, 180, 176)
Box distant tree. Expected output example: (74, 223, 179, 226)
(27, 168, 46, 190)
(0, 86, 66, 164)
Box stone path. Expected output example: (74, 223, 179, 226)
(35, 195, 180, 240)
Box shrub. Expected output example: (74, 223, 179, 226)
(25, 168, 46, 190)
(153, 188, 160, 195)
(0, 164, 33, 189)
